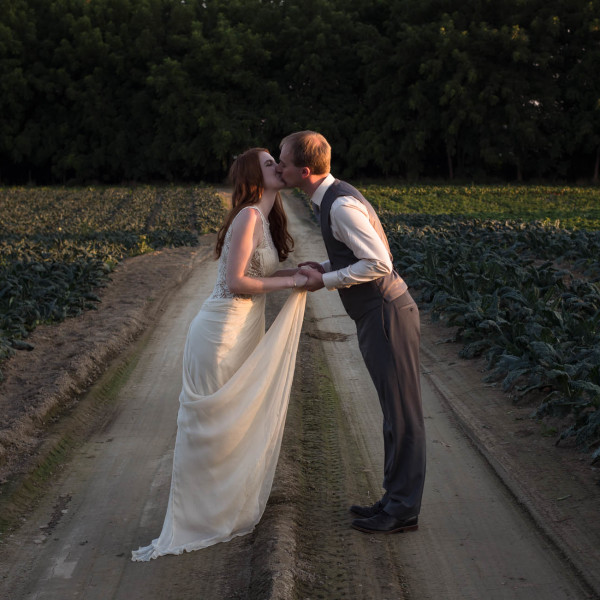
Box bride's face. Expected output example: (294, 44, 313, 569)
(259, 152, 285, 191)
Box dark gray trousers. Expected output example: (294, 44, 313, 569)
(355, 290, 426, 518)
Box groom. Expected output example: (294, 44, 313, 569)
(277, 131, 426, 534)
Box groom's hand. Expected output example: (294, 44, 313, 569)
(298, 261, 325, 274)
(299, 267, 325, 292)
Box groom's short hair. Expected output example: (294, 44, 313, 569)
(280, 131, 330, 175)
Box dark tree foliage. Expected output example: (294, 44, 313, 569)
(0, 0, 598, 183)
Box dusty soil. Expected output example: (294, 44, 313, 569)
(0, 192, 598, 599)
(419, 320, 600, 594)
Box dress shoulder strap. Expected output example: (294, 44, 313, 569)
(235, 205, 265, 221)
(232, 206, 267, 244)
(246, 205, 267, 223)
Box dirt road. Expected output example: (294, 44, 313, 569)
(0, 192, 596, 599)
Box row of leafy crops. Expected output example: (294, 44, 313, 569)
(366, 184, 600, 458)
(365, 184, 600, 230)
(0, 186, 226, 380)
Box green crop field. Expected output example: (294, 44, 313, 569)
(3, 183, 599, 456)
(355, 184, 600, 457)
(362, 184, 600, 230)
(0, 185, 226, 379)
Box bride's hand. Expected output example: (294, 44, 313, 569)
(293, 272, 308, 289)
(298, 261, 325, 274)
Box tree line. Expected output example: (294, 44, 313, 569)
(1, 0, 599, 184)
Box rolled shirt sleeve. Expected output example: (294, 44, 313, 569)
(321, 196, 393, 290)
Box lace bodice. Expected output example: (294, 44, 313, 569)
(208, 206, 279, 300)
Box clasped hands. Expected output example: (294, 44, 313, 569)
(294, 261, 325, 292)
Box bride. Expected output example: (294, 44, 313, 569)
(132, 148, 307, 561)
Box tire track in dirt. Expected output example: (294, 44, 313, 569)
(281, 302, 408, 599)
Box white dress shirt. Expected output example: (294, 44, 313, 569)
(311, 174, 393, 290)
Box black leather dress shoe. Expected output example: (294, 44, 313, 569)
(351, 512, 419, 534)
(349, 500, 384, 518)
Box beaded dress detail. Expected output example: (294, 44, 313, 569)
(208, 206, 278, 300)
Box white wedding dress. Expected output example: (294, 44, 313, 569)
(132, 206, 306, 561)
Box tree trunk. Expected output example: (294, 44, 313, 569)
(446, 145, 454, 180)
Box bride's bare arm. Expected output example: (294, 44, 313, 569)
(226, 210, 306, 294)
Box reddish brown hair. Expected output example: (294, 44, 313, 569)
(215, 148, 294, 261)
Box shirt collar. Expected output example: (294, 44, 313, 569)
(310, 173, 335, 207)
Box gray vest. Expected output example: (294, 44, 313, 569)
(319, 179, 407, 320)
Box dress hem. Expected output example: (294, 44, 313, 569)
(131, 525, 256, 562)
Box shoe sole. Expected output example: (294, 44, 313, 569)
(349, 509, 381, 518)
(351, 523, 419, 534)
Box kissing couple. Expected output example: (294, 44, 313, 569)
(132, 131, 426, 561)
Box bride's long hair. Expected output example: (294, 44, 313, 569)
(215, 148, 294, 261)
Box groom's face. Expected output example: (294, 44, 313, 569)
(277, 143, 305, 188)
